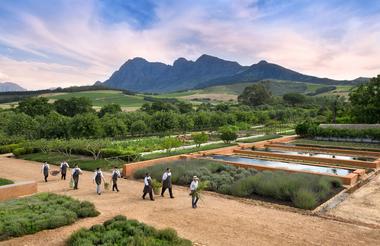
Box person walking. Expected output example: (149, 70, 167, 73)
(190, 176, 199, 208)
(71, 164, 83, 190)
(161, 168, 174, 198)
(142, 173, 154, 201)
(41, 162, 50, 182)
(60, 160, 70, 180)
(93, 167, 106, 195)
(111, 166, 121, 192)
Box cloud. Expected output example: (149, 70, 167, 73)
(0, 0, 379, 90)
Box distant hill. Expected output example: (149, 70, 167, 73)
(0, 82, 26, 92)
(101, 54, 366, 93)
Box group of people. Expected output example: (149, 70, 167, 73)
(142, 168, 200, 208)
(41, 161, 121, 195)
(41, 162, 200, 208)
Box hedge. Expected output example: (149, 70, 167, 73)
(67, 215, 191, 246)
(296, 122, 380, 141)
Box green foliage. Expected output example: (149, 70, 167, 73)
(0, 193, 99, 241)
(135, 159, 342, 209)
(191, 132, 209, 147)
(0, 143, 20, 154)
(54, 97, 94, 117)
(238, 84, 272, 106)
(12, 147, 34, 156)
(67, 215, 191, 246)
(0, 178, 13, 186)
(283, 93, 306, 106)
(98, 103, 122, 117)
(69, 113, 103, 138)
(218, 125, 238, 143)
(161, 137, 182, 152)
(350, 75, 380, 123)
(17, 97, 53, 117)
(151, 179, 162, 195)
(130, 120, 148, 136)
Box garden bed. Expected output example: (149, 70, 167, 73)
(0, 178, 13, 186)
(133, 159, 343, 209)
(0, 193, 99, 241)
(291, 139, 380, 152)
(236, 134, 281, 143)
(67, 215, 191, 246)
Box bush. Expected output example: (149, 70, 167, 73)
(0, 193, 99, 241)
(291, 189, 317, 209)
(0, 178, 13, 186)
(12, 147, 34, 156)
(191, 132, 209, 147)
(67, 216, 191, 246)
(218, 125, 238, 143)
(0, 144, 20, 154)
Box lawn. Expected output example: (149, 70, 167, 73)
(0, 193, 99, 241)
(291, 139, 380, 151)
(20, 152, 125, 171)
(0, 178, 13, 186)
(134, 159, 342, 209)
(68, 215, 191, 246)
(45, 90, 147, 108)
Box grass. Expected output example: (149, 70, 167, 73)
(292, 139, 380, 151)
(0, 178, 13, 186)
(0, 193, 99, 241)
(20, 152, 125, 171)
(68, 215, 191, 246)
(134, 159, 342, 209)
(236, 134, 281, 143)
(141, 142, 234, 161)
(45, 90, 147, 108)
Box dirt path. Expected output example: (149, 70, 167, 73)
(328, 172, 380, 226)
(1, 156, 380, 246)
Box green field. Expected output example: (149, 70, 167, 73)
(45, 90, 147, 108)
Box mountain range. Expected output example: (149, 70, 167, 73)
(102, 54, 365, 92)
(0, 82, 26, 92)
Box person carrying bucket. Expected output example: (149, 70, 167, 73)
(71, 164, 83, 190)
(60, 160, 69, 180)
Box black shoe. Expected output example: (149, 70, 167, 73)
(117, 190, 119, 192)
(142, 196, 145, 200)
(161, 194, 164, 197)
(170, 196, 174, 198)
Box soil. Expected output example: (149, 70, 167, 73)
(0, 156, 380, 246)
(328, 172, 380, 226)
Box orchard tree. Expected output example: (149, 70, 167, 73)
(283, 93, 306, 106)
(4, 112, 38, 139)
(192, 132, 209, 147)
(130, 120, 148, 136)
(98, 104, 122, 117)
(17, 97, 53, 117)
(238, 84, 271, 106)
(218, 125, 238, 143)
(54, 97, 94, 117)
(69, 113, 103, 138)
(35, 112, 70, 139)
(178, 114, 194, 133)
(101, 114, 128, 138)
(151, 111, 178, 133)
(162, 137, 182, 153)
(349, 75, 380, 123)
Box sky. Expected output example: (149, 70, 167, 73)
(0, 0, 379, 90)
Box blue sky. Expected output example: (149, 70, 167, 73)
(0, 0, 379, 89)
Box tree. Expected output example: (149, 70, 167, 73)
(238, 84, 271, 106)
(161, 137, 182, 152)
(151, 111, 178, 133)
(349, 75, 380, 123)
(82, 139, 110, 160)
(178, 114, 194, 133)
(283, 93, 306, 106)
(218, 125, 238, 143)
(4, 112, 38, 139)
(35, 112, 70, 139)
(176, 101, 193, 113)
(101, 114, 128, 138)
(17, 97, 53, 117)
(130, 120, 148, 136)
(98, 104, 122, 117)
(69, 113, 103, 138)
(192, 132, 209, 147)
(54, 97, 94, 117)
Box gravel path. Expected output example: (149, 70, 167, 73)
(0, 156, 379, 246)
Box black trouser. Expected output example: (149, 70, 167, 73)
(161, 186, 174, 198)
(191, 191, 199, 208)
(143, 186, 154, 200)
(112, 179, 119, 191)
(44, 174, 48, 182)
(61, 172, 66, 180)
(73, 176, 79, 189)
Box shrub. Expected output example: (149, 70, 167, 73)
(12, 147, 34, 156)
(0, 143, 20, 154)
(218, 125, 238, 143)
(291, 189, 317, 209)
(0, 193, 99, 241)
(192, 132, 209, 147)
(67, 216, 192, 246)
(0, 178, 13, 186)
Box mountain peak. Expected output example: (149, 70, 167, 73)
(0, 82, 26, 92)
(196, 54, 220, 62)
(173, 57, 190, 66)
(257, 60, 268, 64)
